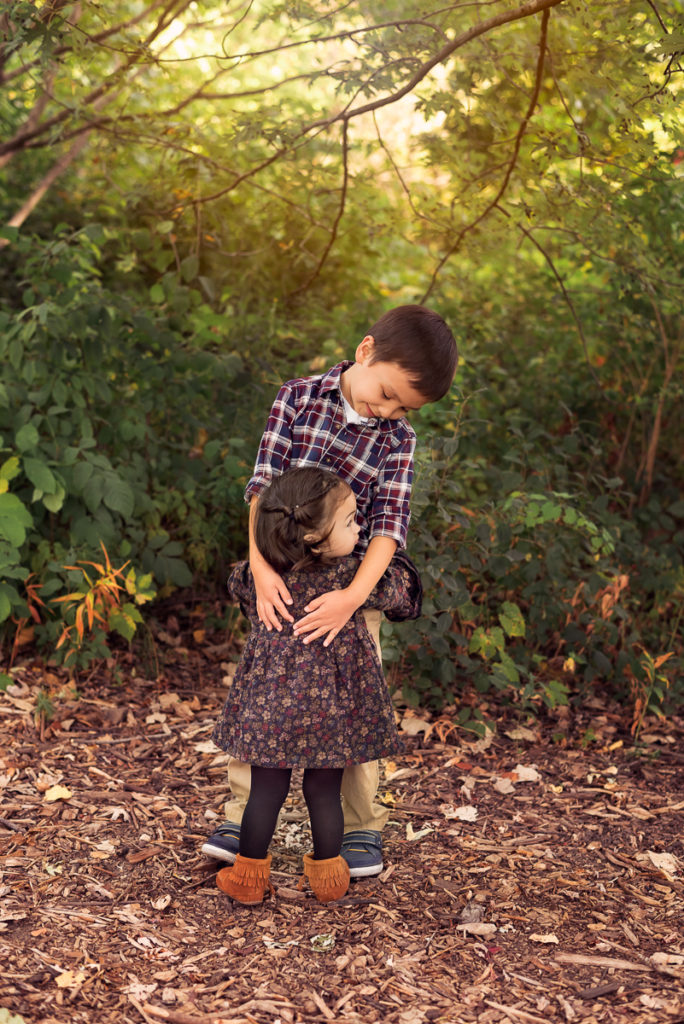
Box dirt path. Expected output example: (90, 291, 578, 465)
(1, 635, 683, 1024)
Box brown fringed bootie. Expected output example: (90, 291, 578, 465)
(298, 853, 350, 903)
(216, 853, 273, 905)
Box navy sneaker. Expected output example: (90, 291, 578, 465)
(341, 829, 383, 878)
(201, 821, 240, 863)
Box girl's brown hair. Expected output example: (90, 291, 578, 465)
(254, 467, 352, 573)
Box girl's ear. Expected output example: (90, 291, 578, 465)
(303, 532, 321, 551)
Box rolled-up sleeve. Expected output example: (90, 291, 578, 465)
(367, 434, 415, 548)
(244, 383, 296, 502)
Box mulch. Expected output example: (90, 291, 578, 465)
(1, 620, 683, 1024)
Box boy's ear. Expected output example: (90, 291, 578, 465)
(355, 335, 375, 364)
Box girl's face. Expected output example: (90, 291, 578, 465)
(318, 490, 360, 558)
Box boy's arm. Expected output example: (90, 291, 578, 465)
(248, 495, 294, 631)
(293, 535, 397, 647)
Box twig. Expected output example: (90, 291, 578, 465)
(555, 953, 652, 972)
(290, 117, 350, 295)
(512, 218, 600, 384)
(484, 1001, 550, 1024)
(577, 981, 636, 1000)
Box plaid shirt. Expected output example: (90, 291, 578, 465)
(245, 362, 416, 550)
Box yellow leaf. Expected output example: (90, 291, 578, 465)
(44, 785, 72, 802)
(55, 970, 86, 988)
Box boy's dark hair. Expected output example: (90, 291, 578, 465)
(367, 304, 458, 402)
(255, 467, 352, 574)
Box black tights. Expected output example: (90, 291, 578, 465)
(239, 766, 344, 861)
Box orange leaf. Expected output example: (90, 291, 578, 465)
(75, 605, 85, 641)
(52, 591, 86, 604)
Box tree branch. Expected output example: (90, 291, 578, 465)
(420, 4, 554, 302)
(289, 118, 350, 295)
(511, 218, 601, 385)
(174, 0, 565, 213)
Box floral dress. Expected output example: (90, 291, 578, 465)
(212, 552, 422, 769)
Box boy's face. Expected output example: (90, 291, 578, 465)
(341, 336, 428, 420)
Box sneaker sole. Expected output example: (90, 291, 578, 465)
(201, 841, 237, 863)
(347, 862, 383, 878)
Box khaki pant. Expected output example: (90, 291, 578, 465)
(222, 608, 389, 833)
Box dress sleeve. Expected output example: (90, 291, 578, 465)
(244, 381, 296, 502)
(226, 562, 257, 621)
(363, 551, 423, 621)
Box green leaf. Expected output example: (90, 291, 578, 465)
(72, 461, 94, 490)
(102, 476, 135, 519)
(499, 601, 526, 638)
(469, 626, 505, 659)
(42, 485, 66, 513)
(149, 283, 165, 304)
(15, 423, 40, 452)
(180, 255, 199, 282)
(83, 474, 105, 513)
(24, 457, 57, 494)
(0, 493, 33, 546)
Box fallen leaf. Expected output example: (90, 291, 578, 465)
(310, 933, 335, 953)
(457, 922, 497, 937)
(264, 937, 300, 949)
(505, 726, 538, 741)
(466, 729, 495, 753)
(0, 1009, 28, 1024)
(194, 740, 218, 753)
(645, 851, 678, 878)
(124, 980, 158, 1000)
(493, 777, 515, 794)
(55, 970, 86, 988)
(94, 839, 118, 856)
(530, 932, 559, 944)
(44, 785, 72, 802)
(151, 894, 172, 911)
(513, 764, 541, 783)
(640, 995, 667, 1009)
(400, 714, 433, 736)
(441, 804, 478, 822)
(459, 902, 485, 924)
(406, 822, 434, 841)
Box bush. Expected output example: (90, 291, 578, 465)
(0, 225, 263, 661)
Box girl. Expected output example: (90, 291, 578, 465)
(212, 466, 421, 905)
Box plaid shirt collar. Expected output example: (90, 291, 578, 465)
(318, 360, 351, 395)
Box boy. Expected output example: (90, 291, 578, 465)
(203, 304, 458, 876)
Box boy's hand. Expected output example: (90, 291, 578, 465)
(251, 560, 293, 631)
(293, 588, 361, 647)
